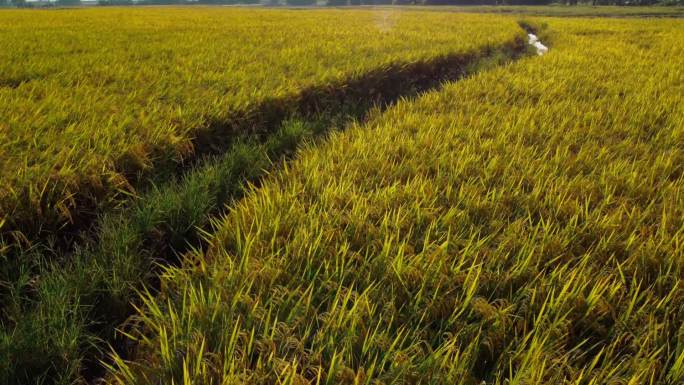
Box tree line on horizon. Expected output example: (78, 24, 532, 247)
(3, 0, 681, 7)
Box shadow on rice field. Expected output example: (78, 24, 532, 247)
(0, 18, 538, 384)
(105, 16, 684, 385)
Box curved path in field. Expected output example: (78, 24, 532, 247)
(3, 20, 545, 385)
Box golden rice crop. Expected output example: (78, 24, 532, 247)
(0, 8, 522, 242)
(419, 4, 684, 17)
(107, 17, 684, 385)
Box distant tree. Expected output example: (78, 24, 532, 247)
(136, 0, 185, 4)
(506, 0, 552, 5)
(56, 0, 81, 4)
(326, 0, 347, 5)
(196, 0, 240, 4)
(139, 0, 185, 4)
(423, 0, 496, 4)
(98, 0, 133, 5)
(285, 0, 316, 5)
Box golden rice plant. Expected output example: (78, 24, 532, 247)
(0, 8, 523, 243)
(107, 16, 684, 385)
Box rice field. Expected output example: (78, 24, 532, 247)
(106, 16, 684, 385)
(0, 8, 522, 243)
(417, 5, 684, 17)
(0, 8, 526, 385)
(1, 5, 683, 385)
